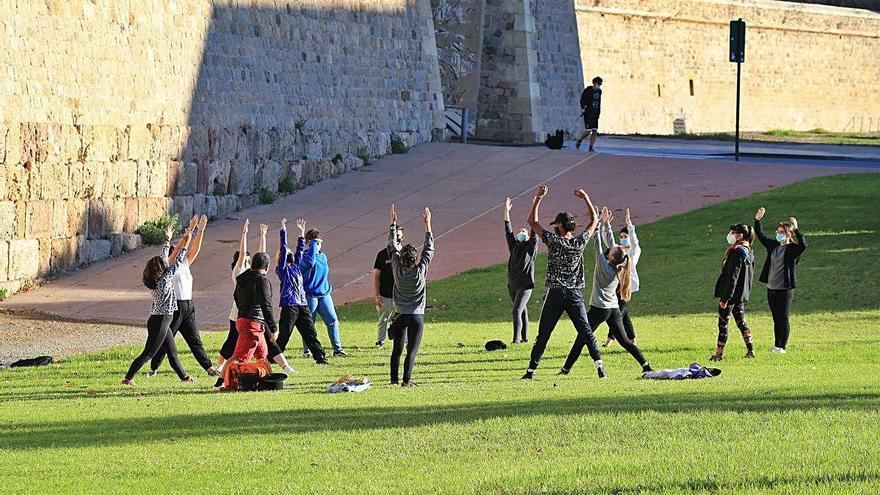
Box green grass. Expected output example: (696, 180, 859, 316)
(2, 174, 880, 494)
(634, 129, 880, 147)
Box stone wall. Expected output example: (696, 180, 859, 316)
(574, 0, 880, 134)
(0, 0, 444, 296)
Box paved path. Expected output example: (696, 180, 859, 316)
(2, 142, 869, 326)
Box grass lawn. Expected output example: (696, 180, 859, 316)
(631, 129, 880, 147)
(2, 174, 879, 494)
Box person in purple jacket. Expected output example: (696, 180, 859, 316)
(276, 218, 328, 364)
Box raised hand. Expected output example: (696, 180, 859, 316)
(197, 215, 208, 230)
(625, 208, 631, 225)
(790, 217, 798, 230)
(296, 218, 306, 235)
(187, 215, 198, 230)
(573, 188, 587, 199)
(423, 206, 432, 226)
(164, 224, 174, 241)
(242, 218, 250, 234)
(390, 204, 398, 224)
(259, 224, 268, 236)
(281, 218, 288, 228)
(536, 185, 548, 198)
(505, 197, 512, 212)
(755, 207, 766, 221)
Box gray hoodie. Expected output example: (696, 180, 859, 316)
(388, 225, 435, 314)
(589, 231, 620, 309)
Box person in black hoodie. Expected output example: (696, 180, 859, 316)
(711, 223, 756, 361)
(754, 207, 807, 353)
(504, 197, 538, 344)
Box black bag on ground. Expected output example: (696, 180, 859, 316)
(10, 356, 54, 367)
(545, 129, 564, 150)
(485, 340, 508, 351)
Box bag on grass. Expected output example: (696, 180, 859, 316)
(10, 356, 54, 367)
(642, 363, 721, 380)
(221, 359, 271, 392)
(485, 340, 507, 351)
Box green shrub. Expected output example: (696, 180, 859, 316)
(213, 182, 226, 196)
(357, 146, 371, 166)
(259, 187, 277, 205)
(0, 288, 7, 301)
(278, 176, 296, 195)
(332, 153, 343, 165)
(138, 214, 179, 245)
(391, 134, 409, 154)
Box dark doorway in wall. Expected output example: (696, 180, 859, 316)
(689, 79, 695, 96)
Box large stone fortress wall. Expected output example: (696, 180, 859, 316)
(0, 0, 444, 295)
(575, 0, 880, 134)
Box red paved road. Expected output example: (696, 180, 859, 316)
(2, 143, 866, 324)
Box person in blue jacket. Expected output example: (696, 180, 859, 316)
(301, 227, 347, 357)
(277, 218, 329, 364)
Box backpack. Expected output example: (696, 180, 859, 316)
(221, 359, 271, 392)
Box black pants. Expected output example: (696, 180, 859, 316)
(528, 288, 601, 371)
(717, 302, 753, 351)
(219, 319, 284, 361)
(508, 285, 532, 342)
(126, 315, 187, 380)
(279, 305, 326, 361)
(768, 289, 794, 349)
(607, 294, 636, 341)
(151, 300, 213, 372)
(389, 314, 424, 383)
(569, 306, 647, 370)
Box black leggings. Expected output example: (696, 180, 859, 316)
(126, 315, 187, 380)
(389, 314, 424, 383)
(279, 305, 326, 361)
(607, 295, 636, 341)
(768, 289, 794, 349)
(219, 319, 284, 361)
(716, 302, 753, 351)
(151, 300, 213, 372)
(509, 285, 532, 342)
(566, 306, 647, 371)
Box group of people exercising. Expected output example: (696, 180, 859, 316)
(123, 182, 806, 387)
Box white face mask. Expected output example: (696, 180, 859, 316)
(726, 233, 738, 245)
(775, 233, 787, 242)
(516, 231, 528, 242)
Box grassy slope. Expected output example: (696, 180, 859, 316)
(1, 174, 879, 494)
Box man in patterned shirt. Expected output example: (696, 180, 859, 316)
(522, 184, 605, 379)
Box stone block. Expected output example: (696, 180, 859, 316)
(67, 198, 89, 237)
(0, 201, 16, 239)
(21, 123, 49, 163)
(137, 197, 169, 227)
(8, 239, 40, 280)
(40, 163, 70, 200)
(256, 160, 281, 192)
(228, 160, 255, 195)
(207, 161, 231, 195)
(123, 198, 139, 233)
(115, 160, 138, 198)
(87, 199, 105, 239)
(25, 200, 53, 238)
(4, 124, 22, 165)
(81, 125, 118, 162)
(110, 233, 124, 257)
(103, 199, 126, 234)
(159, 125, 182, 161)
(343, 155, 364, 171)
(284, 161, 304, 186)
(121, 233, 142, 253)
(217, 195, 239, 218)
(5, 164, 29, 201)
(172, 196, 193, 225)
(204, 195, 218, 220)
(136, 160, 151, 197)
(371, 132, 391, 157)
(38, 238, 52, 276)
(0, 241, 7, 281)
(304, 133, 323, 161)
(0, 279, 24, 296)
(83, 239, 112, 264)
(51, 236, 78, 272)
(76, 161, 105, 199)
(116, 125, 130, 161)
(176, 162, 198, 196)
(0, 166, 5, 200)
(128, 125, 152, 161)
(183, 127, 209, 162)
(52, 200, 69, 238)
(147, 161, 168, 198)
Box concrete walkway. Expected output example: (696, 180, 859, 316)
(2, 142, 869, 325)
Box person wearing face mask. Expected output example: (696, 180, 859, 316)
(560, 206, 653, 375)
(599, 207, 642, 348)
(575, 76, 603, 152)
(521, 185, 604, 380)
(504, 197, 538, 344)
(711, 223, 756, 361)
(754, 207, 807, 353)
(301, 228, 347, 357)
(373, 226, 404, 349)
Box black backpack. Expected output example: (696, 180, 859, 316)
(10, 356, 54, 367)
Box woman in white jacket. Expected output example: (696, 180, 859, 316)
(600, 207, 642, 347)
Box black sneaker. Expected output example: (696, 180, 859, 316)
(557, 368, 570, 375)
(642, 363, 653, 373)
(315, 358, 329, 365)
(333, 350, 348, 357)
(147, 369, 158, 378)
(374, 341, 384, 349)
(597, 366, 607, 379)
(521, 371, 534, 380)
(303, 352, 312, 359)
(588, 146, 595, 152)
(709, 354, 723, 362)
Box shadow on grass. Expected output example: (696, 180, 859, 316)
(2, 391, 878, 451)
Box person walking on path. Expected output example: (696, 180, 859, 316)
(561, 206, 652, 375)
(149, 215, 216, 378)
(122, 225, 195, 385)
(387, 205, 434, 387)
(373, 226, 404, 349)
(521, 185, 605, 380)
(754, 207, 807, 353)
(711, 223, 756, 361)
(600, 208, 642, 347)
(301, 228, 347, 357)
(575, 76, 603, 152)
(276, 217, 329, 364)
(504, 196, 538, 344)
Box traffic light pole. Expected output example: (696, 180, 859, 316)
(735, 59, 741, 162)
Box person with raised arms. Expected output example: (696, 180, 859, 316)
(600, 207, 642, 347)
(504, 196, 538, 344)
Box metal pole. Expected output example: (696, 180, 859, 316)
(461, 107, 469, 144)
(735, 59, 741, 161)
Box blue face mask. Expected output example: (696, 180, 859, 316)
(619, 237, 631, 247)
(516, 231, 528, 242)
(776, 233, 787, 242)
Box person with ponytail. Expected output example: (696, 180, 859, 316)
(599, 207, 642, 347)
(386, 204, 434, 387)
(754, 207, 807, 353)
(560, 206, 653, 376)
(711, 223, 756, 361)
(122, 224, 194, 385)
(503, 196, 538, 344)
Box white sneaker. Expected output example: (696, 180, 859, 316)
(770, 346, 786, 354)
